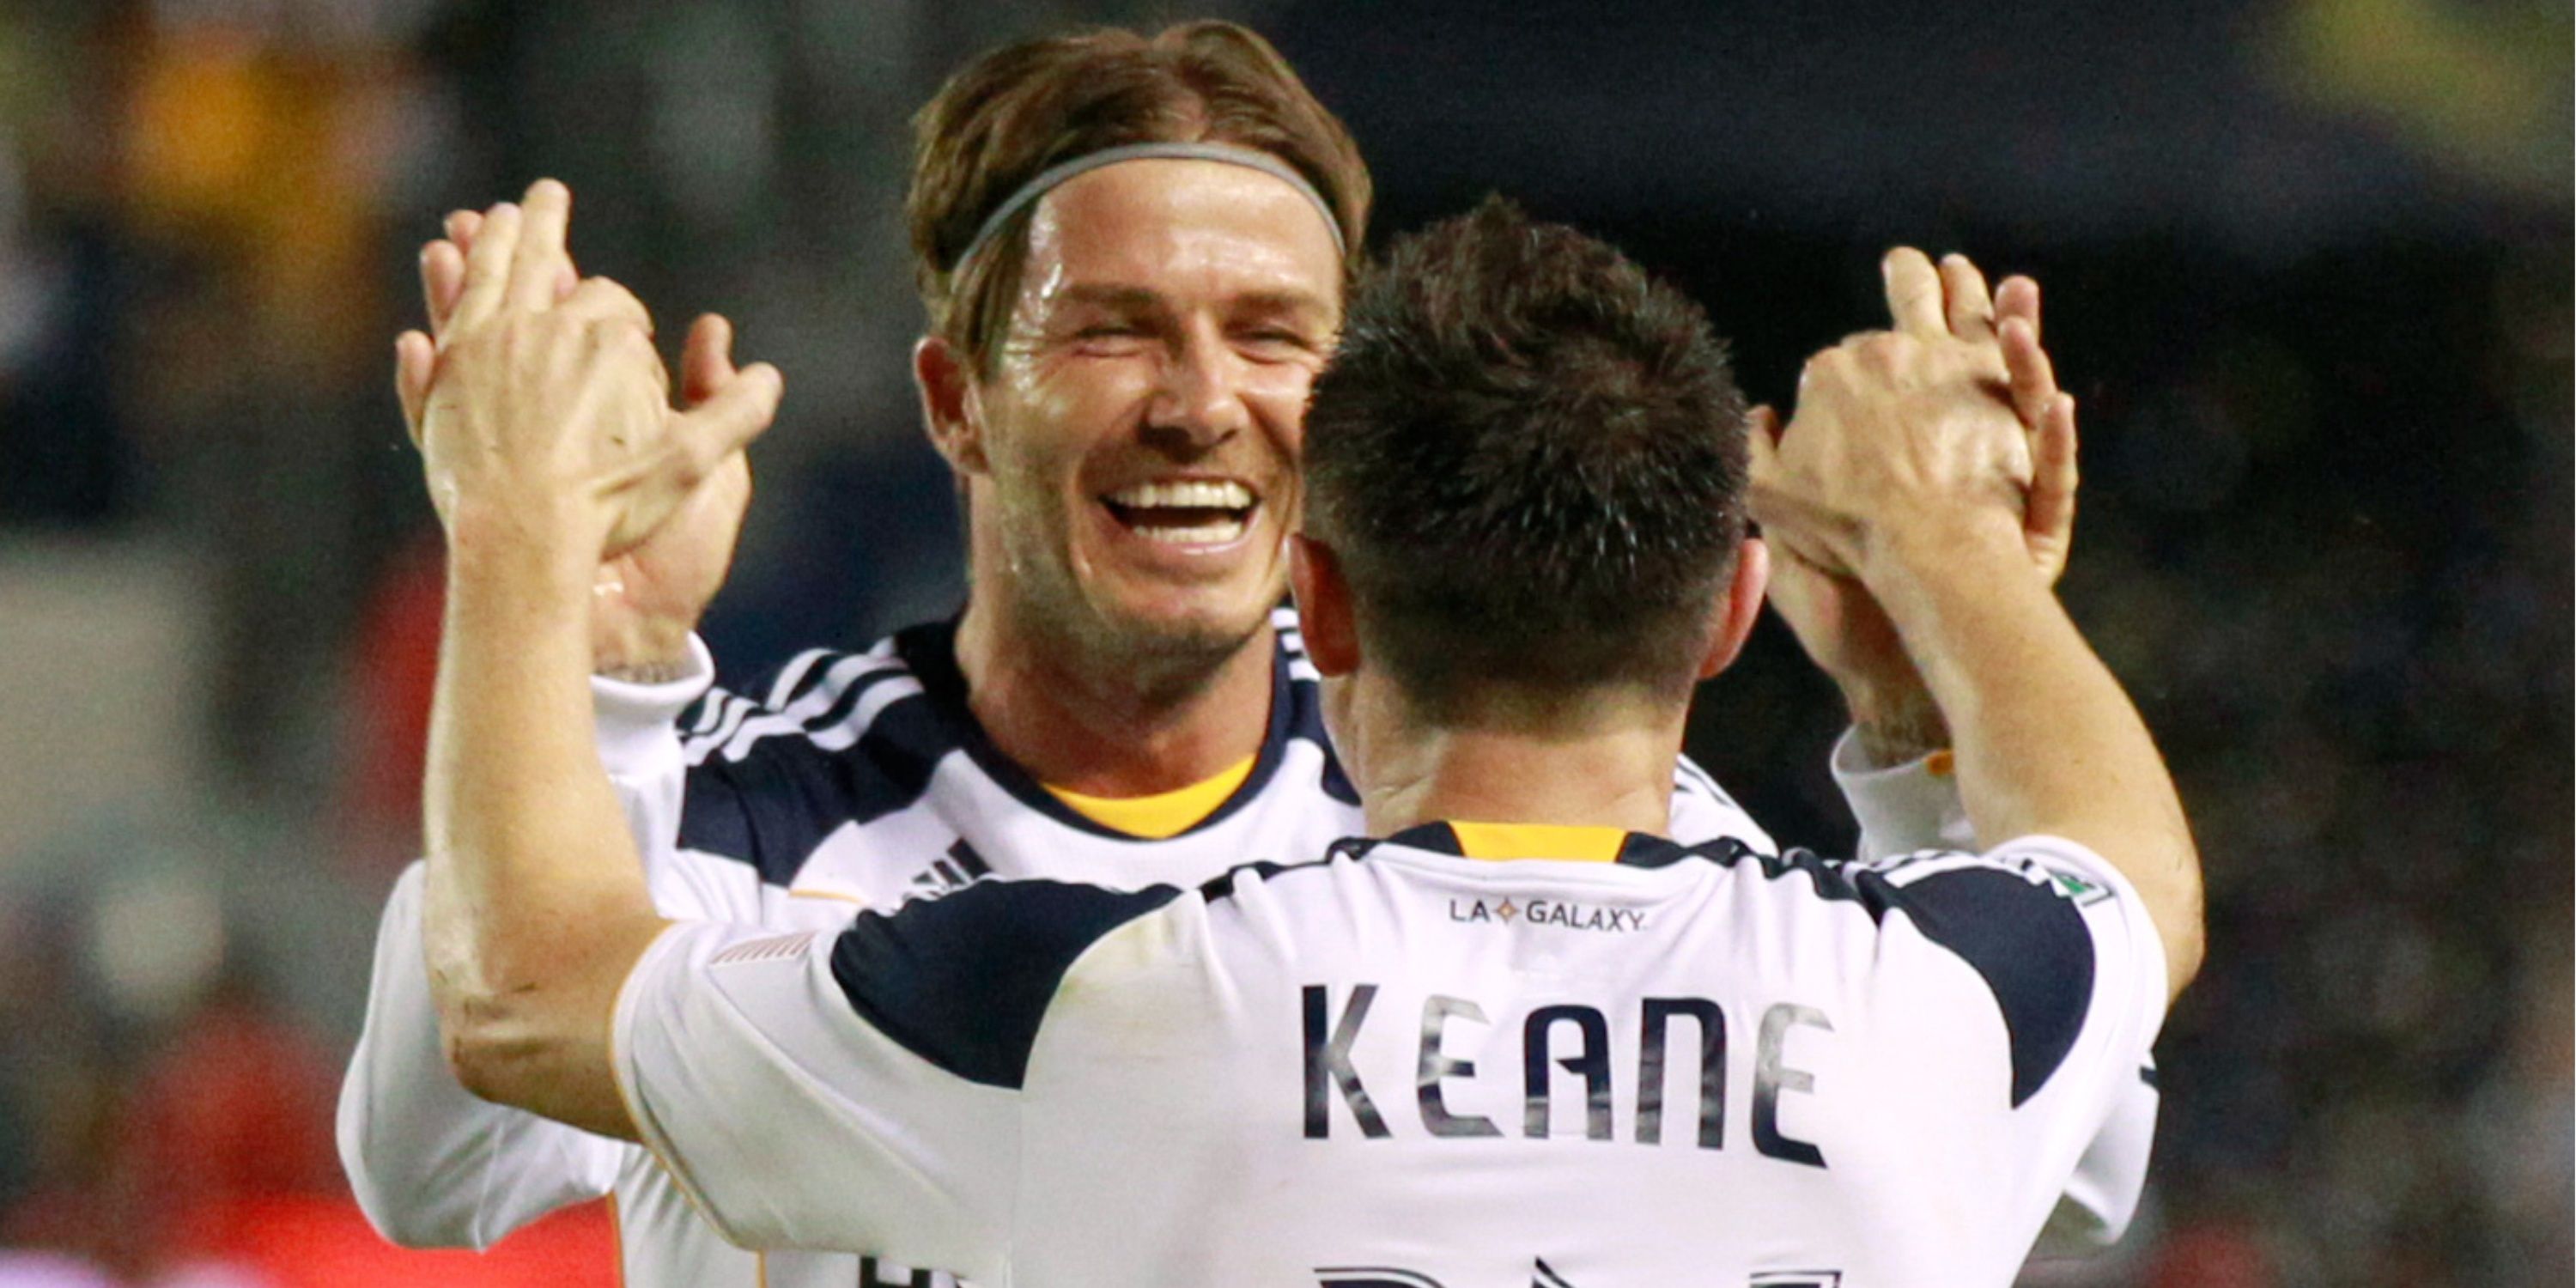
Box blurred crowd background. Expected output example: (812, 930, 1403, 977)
(0, 0, 2564, 1284)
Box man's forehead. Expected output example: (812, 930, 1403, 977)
(1019, 159, 1343, 303)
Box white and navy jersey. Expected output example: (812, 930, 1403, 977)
(615, 823, 2169, 1287)
(340, 609, 1777, 1288)
(669, 611, 1766, 914)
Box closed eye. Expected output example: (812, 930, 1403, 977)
(1236, 328, 1321, 359)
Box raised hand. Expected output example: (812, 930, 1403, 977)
(410, 180, 780, 597)
(1757, 248, 2080, 762)
(395, 185, 770, 674)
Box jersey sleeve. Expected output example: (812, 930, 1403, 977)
(1862, 836, 2170, 1243)
(1830, 735, 2161, 1257)
(611, 880, 1177, 1270)
(593, 633, 718, 867)
(337, 862, 627, 1248)
(334, 642, 733, 1249)
(1827, 727, 1976, 860)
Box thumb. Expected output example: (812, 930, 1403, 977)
(669, 362, 784, 477)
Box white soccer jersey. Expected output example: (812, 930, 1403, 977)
(615, 823, 2168, 1287)
(341, 610, 1783, 1287)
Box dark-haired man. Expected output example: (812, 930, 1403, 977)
(344, 23, 1829, 1288)
(344, 20, 2136, 1286)
(410, 196, 2198, 1285)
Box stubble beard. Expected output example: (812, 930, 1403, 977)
(1000, 515, 1274, 708)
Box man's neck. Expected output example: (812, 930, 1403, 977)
(952, 593, 1276, 798)
(1352, 690, 1682, 842)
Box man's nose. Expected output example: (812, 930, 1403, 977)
(1142, 328, 1250, 453)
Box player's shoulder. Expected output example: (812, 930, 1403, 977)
(1840, 841, 2129, 1106)
(1635, 835, 2130, 1108)
(674, 627, 975, 880)
(824, 876, 1192, 1089)
(1668, 755, 1772, 849)
(678, 635, 920, 769)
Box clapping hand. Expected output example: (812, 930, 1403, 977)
(1753, 250, 2079, 761)
(394, 180, 778, 672)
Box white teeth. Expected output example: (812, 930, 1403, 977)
(1106, 480, 1255, 509)
(1135, 518, 1249, 545)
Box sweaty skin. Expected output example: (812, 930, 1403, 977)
(930, 159, 1345, 796)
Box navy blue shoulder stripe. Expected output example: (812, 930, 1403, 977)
(1629, 838, 1905, 921)
(828, 879, 1182, 1089)
(1646, 839, 2096, 1105)
(1886, 866, 2096, 1108)
(678, 686, 961, 884)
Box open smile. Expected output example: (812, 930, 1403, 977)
(1099, 479, 1261, 547)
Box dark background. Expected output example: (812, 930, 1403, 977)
(0, 1, 2563, 1283)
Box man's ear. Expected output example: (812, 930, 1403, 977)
(914, 335, 989, 475)
(1698, 536, 1771, 680)
(1288, 534, 1360, 677)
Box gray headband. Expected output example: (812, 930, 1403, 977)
(952, 142, 1347, 273)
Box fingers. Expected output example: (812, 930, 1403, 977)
(1994, 275, 2040, 346)
(1940, 253, 1996, 345)
(1881, 247, 1947, 337)
(666, 363, 784, 482)
(508, 179, 573, 311)
(556, 276, 653, 331)
(680, 314, 737, 406)
(394, 330, 434, 446)
(2025, 392, 2080, 579)
(450, 201, 522, 334)
(425, 209, 484, 337)
(421, 240, 467, 339)
(2000, 316, 2060, 433)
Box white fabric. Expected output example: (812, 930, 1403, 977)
(337, 610, 2113, 1287)
(618, 834, 2167, 1286)
(1832, 725, 1978, 860)
(1832, 726, 2159, 1251)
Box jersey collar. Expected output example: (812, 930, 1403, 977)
(894, 614, 1317, 843)
(1371, 820, 1688, 866)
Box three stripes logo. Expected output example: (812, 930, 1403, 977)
(907, 838, 993, 897)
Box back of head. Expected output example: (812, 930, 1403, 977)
(908, 21, 1371, 374)
(1304, 197, 1750, 722)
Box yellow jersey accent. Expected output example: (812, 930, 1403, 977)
(786, 887, 868, 905)
(1448, 820, 1628, 863)
(1925, 750, 1957, 779)
(1046, 756, 1256, 840)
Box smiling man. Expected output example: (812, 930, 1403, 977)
(340, 21, 2129, 1288)
(407, 197, 2198, 1285)
(343, 25, 1771, 1288)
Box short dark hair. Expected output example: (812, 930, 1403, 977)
(908, 21, 1371, 374)
(1303, 197, 1750, 716)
